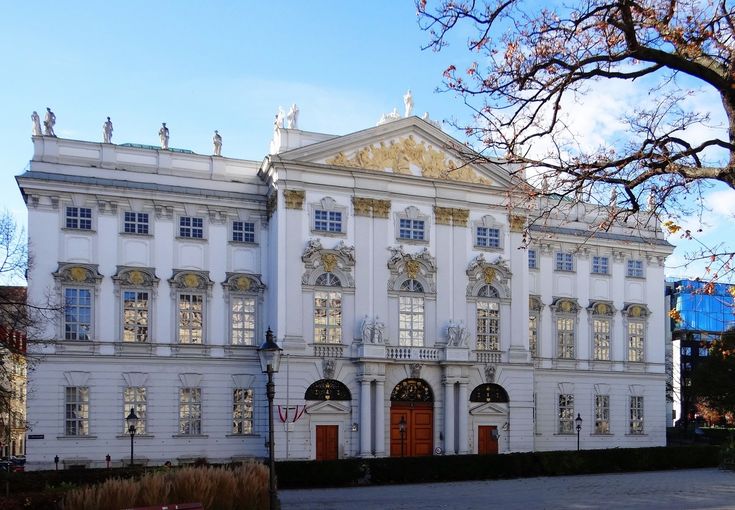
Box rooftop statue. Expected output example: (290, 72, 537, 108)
(43, 107, 56, 137)
(286, 104, 299, 129)
(213, 130, 222, 156)
(31, 111, 42, 136)
(103, 117, 113, 144)
(274, 107, 285, 132)
(159, 122, 169, 149)
(404, 89, 413, 117)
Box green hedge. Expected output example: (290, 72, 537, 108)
(275, 446, 720, 489)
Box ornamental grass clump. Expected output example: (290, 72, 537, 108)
(62, 461, 269, 510)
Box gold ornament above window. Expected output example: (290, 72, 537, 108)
(321, 253, 337, 273)
(483, 267, 496, 284)
(560, 300, 572, 313)
(129, 270, 145, 286)
(405, 260, 420, 279)
(69, 267, 88, 282)
(235, 276, 251, 291)
(183, 273, 200, 288)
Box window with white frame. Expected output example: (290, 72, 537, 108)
(592, 318, 611, 360)
(231, 296, 256, 345)
(178, 293, 203, 344)
(529, 297, 541, 357)
(314, 210, 343, 233)
(64, 288, 92, 341)
(179, 387, 202, 435)
(399, 279, 425, 346)
(123, 212, 149, 234)
(591, 256, 609, 275)
(629, 396, 644, 434)
(65, 206, 92, 230)
(314, 272, 342, 344)
(555, 251, 574, 271)
(232, 388, 254, 435)
(476, 226, 500, 248)
(626, 259, 644, 277)
(232, 221, 256, 243)
(628, 321, 645, 362)
(65, 386, 89, 436)
(179, 216, 204, 238)
(557, 317, 575, 359)
(123, 386, 146, 434)
(528, 249, 538, 269)
(123, 291, 149, 342)
(399, 218, 425, 241)
(476, 285, 500, 350)
(558, 394, 574, 434)
(594, 394, 610, 434)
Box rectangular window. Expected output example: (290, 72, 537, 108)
(179, 387, 202, 435)
(65, 386, 89, 436)
(529, 314, 538, 356)
(178, 293, 203, 344)
(231, 296, 256, 345)
(591, 256, 609, 274)
(398, 218, 425, 240)
(314, 291, 342, 344)
(698, 347, 709, 357)
(476, 227, 500, 248)
(399, 295, 425, 346)
(66, 207, 92, 230)
(594, 395, 610, 434)
(476, 301, 500, 350)
(314, 210, 342, 233)
(592, 318, 611, 360)
(627, 259, 644, 278)
(628, 322, 644, 362)
(681, 346, 692, 356)
(555, 252, 574, 271)
(528, 249, 537, 269)
(232, 221, 255, 243)
(558, 394, 574, 434)
(123, 386, 146, 434)
(123, 291, 149, 342)
(64, 288, 92, 341)
(179, 216, 204, 238)
(232, 388, 254, 435)
(556, 317, 575, 359)
(629, 396, 644, 434)
(124, 212, 149, 234)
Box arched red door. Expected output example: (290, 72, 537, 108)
(389, 379, 434, 457)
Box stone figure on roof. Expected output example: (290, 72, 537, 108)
(159, 122, 169, 149)
(43, 107, 56, 137)
(103, 117, 113, 144)
(213, 130, 222, 156)
(274, 107, 285, 131)
(404, 89, 414, 117)
(287, 104, 299, 129)
(31, 111, 42, 136)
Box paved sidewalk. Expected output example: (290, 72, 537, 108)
(280, 468, 735, 509)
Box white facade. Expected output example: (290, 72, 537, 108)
(18, 117, 672, 470)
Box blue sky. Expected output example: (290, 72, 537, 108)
(1, 1, 733, 281)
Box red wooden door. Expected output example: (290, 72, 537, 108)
(315, 425, 338, 460)
(478, 425, 499, 454)
(390, 405, 433, 457)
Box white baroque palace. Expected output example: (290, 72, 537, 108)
(17, 114, 672, 469)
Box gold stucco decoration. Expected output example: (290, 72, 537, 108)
(235, 276, 251, 291)
(630, 305, 642, 317)
(483, 267, 496, 284)
(129, 270, 145, 286)
(560, 300, 572, 313)
(405, 260, 420, 279)
(352, 197, 373, 217)
(326, 136, 493, 185)
(69, 267, 88, 282)
(322, 253, 337, 273)
(183, 273, 200, 288)
(508, 215, 526, 232)
(434, 207, 454, 226)
(372, 199, 391, 218)
(284, 190, 305, 210)
(597, 303, 608, 315)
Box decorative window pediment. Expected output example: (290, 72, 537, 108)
(469, 383, 510, 403)
(587, 301, 615, 317)
(387, 245, 436, 293)
(466, 254, 511, 299)
(54, 263, 103, 286)
(222, 273, 265, 294)
(301, 239, 355, 288)
(550, 298, 579, 314)
(169, 270, 214, 296)
(112, 266, 159, 290)
(529, 296, 543, 311)
(304, 379, 352, 401)
(390, 378, 434, 402)
(622, 303, 650, 318)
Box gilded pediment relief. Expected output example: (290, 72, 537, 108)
(325, 135, 493, 186)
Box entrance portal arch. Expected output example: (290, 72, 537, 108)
(390, 378, 434, 457)
(469, 383, 509, 455)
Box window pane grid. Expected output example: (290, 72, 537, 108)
(231, 296, 256, 345)
(314, 210, 342, 232)
(64, 288, 92, 341)
(476, 301, 499, 350)
(555, 252, 574, 271)
(66, 207, 92, 230)
(178, 293, 203, 344)
(556, 317, 575, 358)
(529, 314, 538, 356)
(232, 221, 256, 242)
(314, 291, 342, 344)
(593, 318, 611, 360)
(65, 386, 89, 436)
(592, 256, 609, 274)
(124, 212, 149, 234)
(123, 386, 147, 434)
(594, 395, 610, 434)
(398, 218, 425, 240)
(627, 260, 644, 277)
(558, 394, 574, 434)
(399, 295, 424, 346)
(179, 387, 202, 435)
(179, 216, 204, 238)
(629, 396, 644, 434)
(528, 249, 537, 269)
(628, 321, 645, 362)
(232, 388, 254, 434)
(123, 290, 149, 342)
(476, 227, 500, 248)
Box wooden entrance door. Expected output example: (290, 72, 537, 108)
(315, 425, 338, 461)
(390, 404, 434, 457)
(477, 425, 499, 454)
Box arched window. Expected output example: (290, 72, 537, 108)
(314, 273, 342, 344)
(589, 302, 614, 361)
(469, 383, 509, 403)
(476, 285, 500, 351)
(305, 379, 352, 401)
(399, 279, 424, 346)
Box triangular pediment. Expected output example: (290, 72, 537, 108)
(277, 117, 512, 188)
(305, 400, 351, 415)
(469, 402, 509, 416)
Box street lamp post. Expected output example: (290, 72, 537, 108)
(575, 413, 583, 451)
(258, 327, 283, 510)
(126, 407, 138, 467)
(398, 416, 406, 457)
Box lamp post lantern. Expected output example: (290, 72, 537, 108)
(398, 416, 406, 457)
(575, 413, 583, 451)
(126, 407, 139, 467)
(258, 327, 282, 510)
